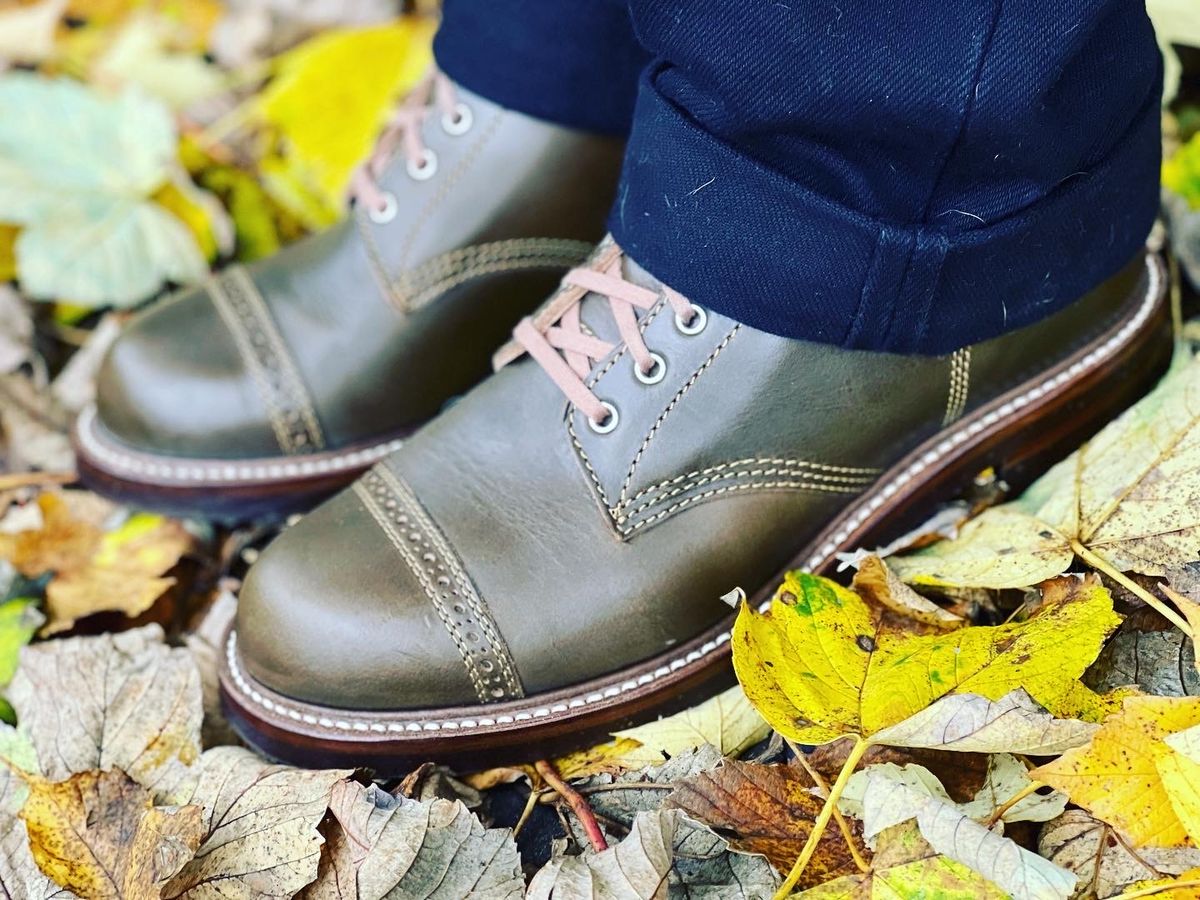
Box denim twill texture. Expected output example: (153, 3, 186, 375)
(434, 0, 1162, 355)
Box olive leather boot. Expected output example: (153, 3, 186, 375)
(75, 70, 625, 519)
(220, 237, 1170, 770)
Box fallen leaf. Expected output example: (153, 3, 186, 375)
(183, 589, 239, 748)
(794, 822, 1008, 899)
(855, 765, 1077, 900)
(0, 73, 207, 306)
(664, 758, 864, 886)
(1032, 695, 1200, 847)
(1086, 621, 1200, 698)
(867, 689, 1099, 754)
(1123, 867, 1200, 899)
(850, 554, 964, 629)
(1039, 810, 1200, 899)
(0, 597, 42, 687)
(162, 746, 350, 899)
(300, 780, 522, 899)
(0, 374, 74, 473)
(890, 353, 1200, 587)
(21, 768, 203, 899)
(554, 685, 769, 777)
(0, 493, 192, 635)
(0, 285, 33, 374)
(526, 809, 677, 900)
(91, 13, 228, 109)
(0, 721, 39, 812)
(732, 571, 1117, 746)
(1161, 724, 1200, 846)
(0, 808, 76, 900)
(7, 624, 202, 804)
(0, 0, 66, 64)
(251, 19, 436, 225)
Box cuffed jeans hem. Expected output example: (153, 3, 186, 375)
(609, 75, 1162, 356)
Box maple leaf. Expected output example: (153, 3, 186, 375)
(1032, 695, 1200, 848)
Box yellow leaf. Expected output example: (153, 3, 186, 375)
(891, 351, 1200, 588)
(251, 18, 436, 226)
(0, 223, 17, 282)
(1032, 696, 1200, 848)
(1124, 867, 1200, 899)
(21, 768, 204, 899)
(733, 572, 1119, 745)
(0, 493, 192, 635)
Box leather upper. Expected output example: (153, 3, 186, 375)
(95, 85, 625, 460)
(237, 243, 1147, 711)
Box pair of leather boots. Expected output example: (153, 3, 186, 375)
(74, 73, 1170, 769)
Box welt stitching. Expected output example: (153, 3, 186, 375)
(617, 325, 741, 508)
(404, 249, 592, 311)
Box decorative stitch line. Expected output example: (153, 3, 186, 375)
(224, 258, 1160, 735)
(208, 267, 325, 455)
(356, 467, 523, 703)
(942, 348, 972, 426)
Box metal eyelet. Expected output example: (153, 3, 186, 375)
(634, 352, 667, 385)
(441, 103, 473, 136)
(367, 191, 398, 224)
(674, 305, 708, 336)
(587, 401, 619, 434)
(406, 148, 438, 181)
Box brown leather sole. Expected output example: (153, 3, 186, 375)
(219, 258, 1170, 773)
(72, 406, 410, 521)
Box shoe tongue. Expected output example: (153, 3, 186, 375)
(574, 254, 663, 347)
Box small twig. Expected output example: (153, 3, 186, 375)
(789, 741, 870, 873)
(512, 784, 540, 838)
(574, 782, 677, 795)
(535, 759, 608, 852)
(775, 736, 871, 899)
(986, 780, 1046, 827)
(0, 471, 76, 492)
(1072, 541, 1194, 639)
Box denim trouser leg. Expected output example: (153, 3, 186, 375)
(434, 0, 648, 136)
(435, 1, 1163, 354)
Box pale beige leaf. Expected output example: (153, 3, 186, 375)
(957, 754, 1067, 824)
(0, 720, 39, 813)
(869, 689, 1098, 754)
(609, 685, 770, 767)
(0, 809, 76, 899)
(852, 554, 965, 628)
(183, 590, 240, 748)
(301, 781, 522, 900)
(7, 625, 202, 804)
(162, 747, 350, 899)
(526, 809, 676, 900)
(0, 0, 66, 64)
(20, 768, 204, 900)
(1038, 810, 1200, 899)
(858, 766, 1077, 900)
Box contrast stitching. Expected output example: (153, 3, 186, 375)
(208, 267, 325, 454)
(225, 258, 1160, 734)
(355, 468, 524, 703)
(617, 326, 740, 509)
(942, 348, 972, 426)
(76, 406, 403, 485)
(626, 457, 880, 505)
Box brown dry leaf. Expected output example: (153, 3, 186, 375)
(8, 624, 202, 804)
(1032, 695, 1200, 848)
(0, 808, 77, 899)
(526, 808, 677, 900)
(664, 758, 864, 886)
(21, 768, 203, 900)
(1038, 810, 1200, 899)
(162, 746, 351, 899)
(300, 780, 522, 899)
(0, 492, 191, 635)
(851, 554, 964, 630)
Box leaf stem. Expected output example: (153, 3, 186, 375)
(534, 760, 608, 852)
(1071, 541, 1194, 639)
(512, 785, 541, 838)
(790, 741, 870, 874)
(774, 735, 870, 899)
(985, 779, 1046, 827)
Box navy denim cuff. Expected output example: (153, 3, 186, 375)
(610, 70, 1162, 355)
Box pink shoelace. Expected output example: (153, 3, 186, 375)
(348, 68, 468, 217)
(504, 244, 701, 428)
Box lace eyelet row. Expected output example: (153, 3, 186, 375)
(587, 304, 709, 434)
(367, 102, 474, 225)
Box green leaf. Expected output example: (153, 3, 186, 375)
(0, 598, 41, 687)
